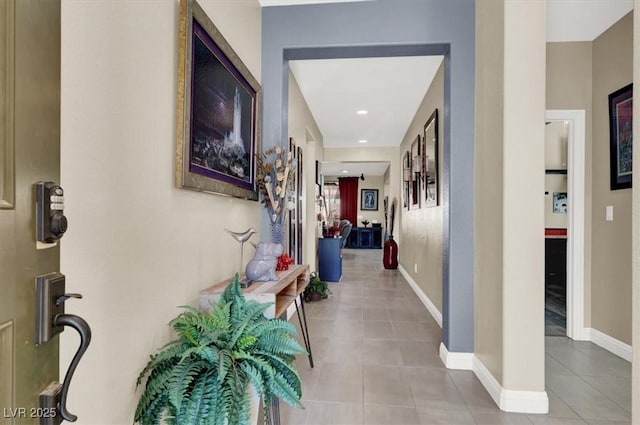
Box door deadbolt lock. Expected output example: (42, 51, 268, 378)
(36, 182, 68, 243)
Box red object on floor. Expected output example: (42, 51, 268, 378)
(276, 253, 295, 271)
(383, 236, 398, 269)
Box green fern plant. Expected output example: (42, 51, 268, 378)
(134, 275, 306, 425)
(303, 272, 330, 301)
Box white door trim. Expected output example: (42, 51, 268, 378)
(545, 110, 587, 341)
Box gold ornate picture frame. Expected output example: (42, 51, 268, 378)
(176, 0, 261, 200)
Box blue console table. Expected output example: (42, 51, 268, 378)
(318, 237, 342, 282)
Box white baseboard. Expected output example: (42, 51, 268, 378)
(584, 328, 633, 362)
(473, 356, 549, 414)
(398, 265, 443, 328)
(439, 343, 473, 370)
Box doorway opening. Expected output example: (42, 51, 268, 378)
(544, 110, 586, 340)
(319, 161, 390, 249)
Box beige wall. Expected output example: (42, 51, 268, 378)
(544, 122, 568, 229)
(60, 1, 261, 423)
(398, 61, 444, 312)
(631, 4, 639, 421)
(591, 12, 633, 344)
(383, 166, 391, 201)
(288, 70, 323, 271)
(546, 14, 634, 348)
(475, 0, 546, 394)
(501, 0, 546, 391)
(546, 41, 593, 325)
(323, 173, 387, 227)
(357, 175, 385, 226)
(474, 0, 505, 384)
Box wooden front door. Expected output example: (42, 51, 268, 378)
(0, 1, 61, 423)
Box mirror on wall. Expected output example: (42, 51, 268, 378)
(423, 109, 439, 207)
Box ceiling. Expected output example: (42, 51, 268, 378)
(547, 0, 633, 42)
(270, 0, 633, 175)
(289, 56, 444, 148)
(259, 0, 369, 5)
(321, 161, 389, 178)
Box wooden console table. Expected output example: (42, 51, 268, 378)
(199, 264, 314, 366)
(200, 265, 308, 316)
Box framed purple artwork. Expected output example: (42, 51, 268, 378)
(608, 83, 632, 190)
(176, 0, 261, 200)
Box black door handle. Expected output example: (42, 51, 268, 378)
(53, 314, 91, 422)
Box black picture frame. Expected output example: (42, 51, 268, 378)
(411, 135, 421, 208)
(361, 189, 378, 211)
(297, 147, 303, 262)
(403, 150, 411, 209)
(423, 109, 439, 206)
(608, 83, 633, 190)
(176, 0, 261, 200)
(288, 138, 297, 259)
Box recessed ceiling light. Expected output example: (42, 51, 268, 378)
(342, 170, 349, 174)
(356, 110, 368, 115)
(358, 139, 368, 144)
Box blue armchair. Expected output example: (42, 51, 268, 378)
(339, 220, 352, 248)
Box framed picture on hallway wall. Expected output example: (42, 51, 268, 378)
(176, 0, 261, 200)
(403, 150, 411, 209)
(608, 83, 632, 190)
(410, 135, 421, 207)
(361, 189, 378, 211)
(423, 109, 439, 207)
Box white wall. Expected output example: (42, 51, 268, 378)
(60, 1, 261, 423)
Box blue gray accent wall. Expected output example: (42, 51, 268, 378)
(262, 0, 475, 353)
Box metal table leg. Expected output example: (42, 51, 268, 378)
(295, 295, 314, 368)
(270, 398, 280, 425)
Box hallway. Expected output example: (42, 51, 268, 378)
(283, 249, 632, 424)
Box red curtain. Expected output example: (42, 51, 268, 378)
(339, 177, 359, 225)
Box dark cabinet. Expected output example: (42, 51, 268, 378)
(545, 238, 567, 287)
(318, 237, 342, 282)
(347, 227, 382, 249)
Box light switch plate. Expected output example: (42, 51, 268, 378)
(606, 205, 614, 221)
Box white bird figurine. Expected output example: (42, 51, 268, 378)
(225, 228, 257, 273)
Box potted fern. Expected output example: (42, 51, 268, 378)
(134, 275, 306, 425)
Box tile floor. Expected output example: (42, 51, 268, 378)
(282, 249, 632, 425)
